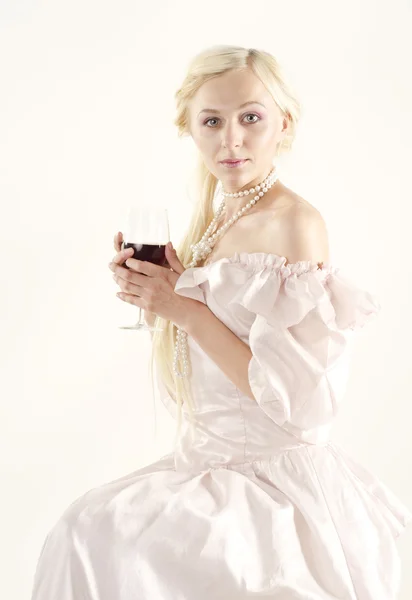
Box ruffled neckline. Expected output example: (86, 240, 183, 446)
(193, 251, 337, 279)
(174, 250, 381, 331)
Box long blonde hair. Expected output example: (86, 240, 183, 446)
(149, 45, 301, 442)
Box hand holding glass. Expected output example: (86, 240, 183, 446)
(118, 206, 170, 331)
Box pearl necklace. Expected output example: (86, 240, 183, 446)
(172, 166, 278, 378)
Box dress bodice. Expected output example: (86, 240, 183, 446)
(161, 252, 381, 473)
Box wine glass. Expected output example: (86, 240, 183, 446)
(118, 205, 170, 331)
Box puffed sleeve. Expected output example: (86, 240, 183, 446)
(244, 263, 381, 443)
(173, 252, 381, 444)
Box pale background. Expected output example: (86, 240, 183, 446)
(1, 0, 411, 598)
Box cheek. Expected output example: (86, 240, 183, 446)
(250, 125, 278, 150)
(192, 130, 216, 153)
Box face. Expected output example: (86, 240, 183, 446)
(188, 68, 288, 193)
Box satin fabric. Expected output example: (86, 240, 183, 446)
(31, 252, 412, 599)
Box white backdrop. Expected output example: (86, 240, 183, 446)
(1, 0, 411, 598)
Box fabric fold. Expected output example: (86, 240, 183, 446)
(31, 251, 411, 600)
(327, 442, 412, 540)
(174, 252, 381, 444)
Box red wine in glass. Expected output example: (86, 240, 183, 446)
(123, 243, 168, 267)
(118, 206, 170, 331)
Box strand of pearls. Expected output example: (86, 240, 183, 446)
(172, 166, 279, 378)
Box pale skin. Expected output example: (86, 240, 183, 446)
(108, 67, 329, 401)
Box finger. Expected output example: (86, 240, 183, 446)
(113, 231, 124, 252)
(116, 292, 145, 309)
(113, 271, 145, 296)
(111, 246, 134, 265)
(112, 262, 150, 290)
(125, 258, 163, 277)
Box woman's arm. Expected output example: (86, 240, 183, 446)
(145, 310, 157, 329)
(147, 304, 253, 400)
(180, 207, 330, 399)
(184, 302, 255, 400)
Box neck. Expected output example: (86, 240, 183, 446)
(221, 166, 276, 219)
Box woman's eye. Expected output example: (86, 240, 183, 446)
(244, 114, 260, 123)
(204, 113, 260, 127)
(205, 118, 219, 127)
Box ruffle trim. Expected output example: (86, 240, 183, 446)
(174, 252, 381, 331)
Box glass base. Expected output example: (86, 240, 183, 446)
(118, 323, 164, 331)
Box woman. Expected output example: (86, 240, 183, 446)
(31, 45, 411, 599)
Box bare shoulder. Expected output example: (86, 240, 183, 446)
(283, 202, 330, 265)
(262, 184, 330, 265)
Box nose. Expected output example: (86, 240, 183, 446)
(221, 120, 243, 150)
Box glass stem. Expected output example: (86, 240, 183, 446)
(137, 307, 145, 326)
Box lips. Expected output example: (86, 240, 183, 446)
(220, 159, 247, 164)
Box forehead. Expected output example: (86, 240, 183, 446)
(190, 68, 274, 113)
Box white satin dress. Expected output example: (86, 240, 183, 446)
(31, 252, 412, 599)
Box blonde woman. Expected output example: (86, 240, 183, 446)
(31, 45, 412, 599)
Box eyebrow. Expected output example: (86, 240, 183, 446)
(197, 101, 266, 116)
